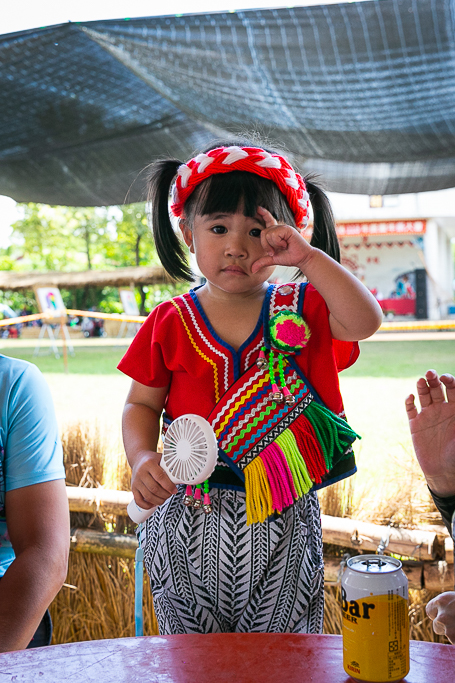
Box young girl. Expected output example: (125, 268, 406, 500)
(119, 141, 382, 635)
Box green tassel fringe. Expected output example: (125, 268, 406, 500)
(304, 401, 361, 470)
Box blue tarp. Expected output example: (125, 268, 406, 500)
(1, 0, 454, 205)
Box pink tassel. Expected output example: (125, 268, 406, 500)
(193, 487, 203, 509)
(260, 443, 296, 512)
(256, 348, 267, 369)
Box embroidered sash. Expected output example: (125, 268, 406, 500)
(206, 283, 359, 525)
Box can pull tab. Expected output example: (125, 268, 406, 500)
(363, 557, 387, 571)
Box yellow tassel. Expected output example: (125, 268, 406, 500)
(244, 457, 273, 525)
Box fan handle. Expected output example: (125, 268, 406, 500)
(127, 498, 160, 524)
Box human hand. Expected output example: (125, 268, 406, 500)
(405, 370, 455, 496)
(426, 591, 455, 643)
(131, 450, 178, 509)
(251, 206, 313, 273)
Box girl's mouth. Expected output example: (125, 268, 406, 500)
(223, 266, 247, 275)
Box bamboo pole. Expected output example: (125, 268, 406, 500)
(66, 487, 133, 516)
(323, 556, 425, 590)
(70, 528, 137, 559)
(445, 537, 454, 564)
(67, 525, 453, 590)
(424, 562, 455, 591)
(66, 488, 449, 562)
(320, 514, 438, 561)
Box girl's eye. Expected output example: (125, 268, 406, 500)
(249, 228, 262, 237)
(211, 225, 227, 234)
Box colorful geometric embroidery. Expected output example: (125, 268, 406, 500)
(170, 299, 221, 402)
(179, 295, 230, 394)
(207, 355, 359, 525)
(166, 282, 359, 526)
(206, 282, 360, 525)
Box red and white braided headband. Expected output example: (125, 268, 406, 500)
(170, 146, 310, 229)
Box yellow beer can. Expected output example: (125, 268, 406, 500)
(341, 554, 409, 683)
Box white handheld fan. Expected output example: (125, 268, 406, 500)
(127, 414, 218, 524)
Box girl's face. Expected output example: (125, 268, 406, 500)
(180, 209, 275, 297)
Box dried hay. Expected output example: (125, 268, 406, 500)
(319, 478, 355, 518)
(351, 445, 436, 528)
(51, 421, 156, 643)
(50, 553, 158, 643)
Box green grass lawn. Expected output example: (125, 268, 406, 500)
(2, 338, 454, 522)
(339, 339, 455, 521)
(4, 338, 454, 377)
(0, 344, 132, 451)
(344, 340, 455, 378)
(0, 344, 128, 375)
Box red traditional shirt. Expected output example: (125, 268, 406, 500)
(119, 283, 359, 488)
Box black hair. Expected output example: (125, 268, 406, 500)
(146, 140, 340, 282)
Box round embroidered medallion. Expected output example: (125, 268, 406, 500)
(269, 311, 311, 353)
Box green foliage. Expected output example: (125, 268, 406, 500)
(104, 205, 158, 269)
(8, 203, 111, 272)
(0, 289, 36, 315)
(0, 202, 189, 313)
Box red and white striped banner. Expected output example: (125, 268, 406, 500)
(335, 219, 426, 237)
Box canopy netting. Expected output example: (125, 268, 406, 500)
(1, 0, 454, 205)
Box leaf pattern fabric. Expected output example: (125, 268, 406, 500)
(138, 487, 324, 634)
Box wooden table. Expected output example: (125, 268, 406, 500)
(0, 634, 453, 682)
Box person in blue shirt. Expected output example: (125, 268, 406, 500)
(0, 355, 69, 652)
(406, 369, 455, 644)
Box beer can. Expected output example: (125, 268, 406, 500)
(341, 554, 409, 683)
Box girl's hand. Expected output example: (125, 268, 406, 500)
(131, 449, 178, 509)
(251, 206, 312, 273)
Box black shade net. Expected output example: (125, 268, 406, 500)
(1, 0, 454, 206)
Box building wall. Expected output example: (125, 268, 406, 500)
(423, 221, 454, 319)
(328, 189, 455, 320)
(340, 236, 422, 299)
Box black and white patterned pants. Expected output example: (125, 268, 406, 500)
(138, 487, 324, 634)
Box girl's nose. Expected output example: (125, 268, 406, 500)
(225, 234, 247, 258)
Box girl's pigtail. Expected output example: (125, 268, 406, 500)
(305, 174, 340, 263)
(147, 159, 194, 282)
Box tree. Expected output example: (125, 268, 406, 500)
(106, 204, 159, 314)
(1, 202, 188, 315)
(9, 204, 111, 272)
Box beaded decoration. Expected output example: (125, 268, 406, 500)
(170, 146, 310, 229)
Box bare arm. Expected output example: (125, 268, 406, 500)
(252, 207, 383, 341)
(122, 380, 177, 510)
(0, 480, 69, 652)
(406, 370, 455, 645)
